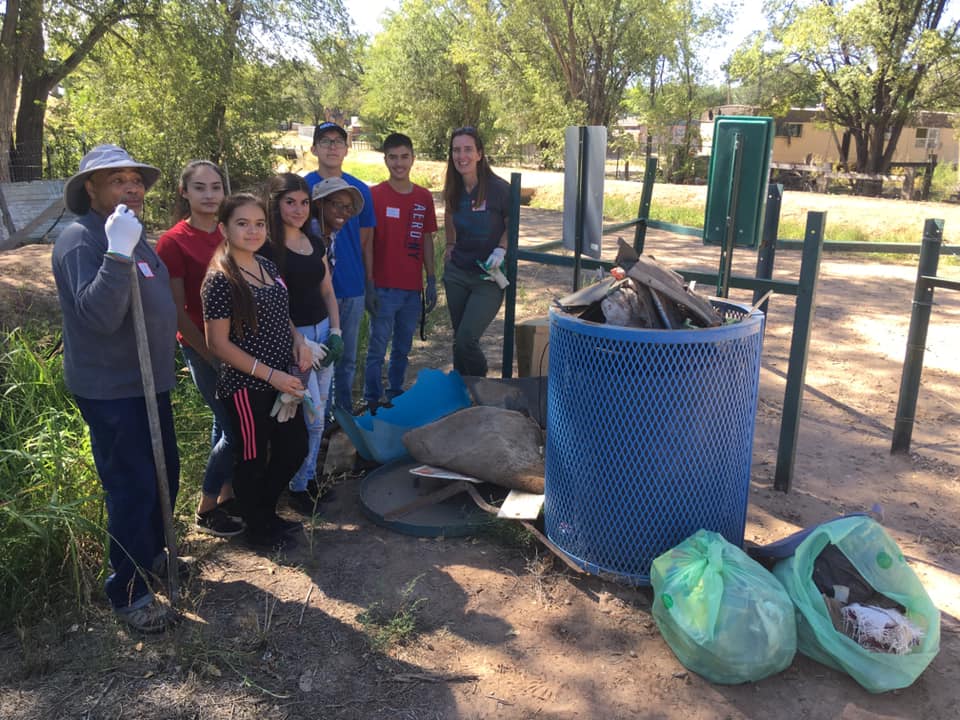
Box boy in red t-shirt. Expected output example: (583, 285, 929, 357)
(362, 133, 438, 410)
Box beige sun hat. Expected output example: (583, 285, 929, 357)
(310, 176, 364, 217)
(63, 144, 161, 214)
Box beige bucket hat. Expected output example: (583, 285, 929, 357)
(64, 144, 161, 214)
(310, 176, 364, 217)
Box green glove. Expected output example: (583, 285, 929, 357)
(322, 328, 344, 367)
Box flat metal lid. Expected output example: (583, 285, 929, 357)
(360, 459, 506, 537)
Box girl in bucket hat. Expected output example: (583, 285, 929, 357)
(52, 144, 180, 633)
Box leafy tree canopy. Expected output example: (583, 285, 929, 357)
(728, 0, 960, 176)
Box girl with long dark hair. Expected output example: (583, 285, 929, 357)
(201, 193, 311, 548)
(441, 127, 511, 376)
(156, 160, 242, 536)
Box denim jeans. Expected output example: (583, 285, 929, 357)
(333, 294, 364, 412)
(290, 319, 334, 491)
(76, 393, 180, 610)
(363, 287, 421, 404)
(443, 261, 504, 377)
(181, 343, 234, 497)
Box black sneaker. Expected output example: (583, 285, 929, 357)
(244, 526, 297, 550)
(305, 480, 337, 503)
(268, 515, 303, 535)
(322, 418, 340, 439)
(216, 498, 242, 521)
(288, 490, 320, 516)
(195, 506, 245, 537)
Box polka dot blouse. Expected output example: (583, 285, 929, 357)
(201, 256, 294, 399)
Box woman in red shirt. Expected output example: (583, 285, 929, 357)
(156, 160, 243, 537)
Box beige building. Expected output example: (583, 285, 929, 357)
(701, 105, 959, 168)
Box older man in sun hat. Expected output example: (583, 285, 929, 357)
(52, 144, 180, 633)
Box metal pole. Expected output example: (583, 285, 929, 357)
(753, 183, 782, 319)
(501, 173, 522, 379)
(892, 218, 944, 454)
(129, 264, 179, 602)
(774, 211, 826, 492)
(573, 126, 587, 291)
(718, 132, 744, 298)
(633, 157, 658, 255)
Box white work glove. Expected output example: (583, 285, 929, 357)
(484, 247, 506, 270)
(270, 392, 302, 423)
(105, 204, 142, 259)
(478, 246, 509, 289)
(304, 338, 329, 370)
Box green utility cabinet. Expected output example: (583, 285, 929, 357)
(703, 116, 774, 249)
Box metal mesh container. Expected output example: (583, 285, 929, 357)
(544, 300, 764, 585)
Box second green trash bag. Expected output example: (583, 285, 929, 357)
(651, 529, 797, 684)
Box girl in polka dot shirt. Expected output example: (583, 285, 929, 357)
(201, 193, 312, 548)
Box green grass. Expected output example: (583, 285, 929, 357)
(0, 327, 105, 626)
(356, 575, 427, 651)
(531, 183, 952, 247)
(342, 154, 447, 192)
(0, 325, 213, 629)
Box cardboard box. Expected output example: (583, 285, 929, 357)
(515, 316, 550, 377)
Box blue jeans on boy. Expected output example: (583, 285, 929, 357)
(181, 343, 234, 497)
(290, 319, 334, 492)
(333, 294, 364, 413)
(364, 287, 421, 404)
(76, 393, 180, 610)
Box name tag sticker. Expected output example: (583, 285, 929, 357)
(386, 206, 400, 219)
(472, 201, 487, 212)
(137, 262, 154, 278)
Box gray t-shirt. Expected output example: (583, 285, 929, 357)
(52, 212, 177, 399)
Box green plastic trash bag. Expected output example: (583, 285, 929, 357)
(772, 516, 940, 693)
(651, 529, 797, 684)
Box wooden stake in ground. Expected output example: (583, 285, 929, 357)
(128, 263, 179, 603)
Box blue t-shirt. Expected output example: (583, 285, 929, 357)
(305, 170, 375, 298)
(450, 173, 511, 273)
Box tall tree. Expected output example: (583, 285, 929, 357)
(468, 0, 671, 127)
(361, 0, 488, 158)
(1, 0, 351, 183)
(1, 0, 155, 182)
(729, 0, 960, 182)
(629, 0, 729, 180)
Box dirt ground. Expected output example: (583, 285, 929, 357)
(1, 191, 959, 719)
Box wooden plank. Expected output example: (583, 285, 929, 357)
(626, 255, 722, 327)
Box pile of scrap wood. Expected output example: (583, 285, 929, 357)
(556, 239, 722, 329)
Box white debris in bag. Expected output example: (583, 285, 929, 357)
(840, 603, 925, 655)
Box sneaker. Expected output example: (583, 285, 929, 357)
(268, 515, 303, 535)
(288, 490, 321, 516)
(243, 526, 297, 551)
(195, 506, 245, 537)
(304, 479, 337, 503)
(322, 418, 340, 438)
(216, 497, 242, 521)
(115, 598, 177, 634)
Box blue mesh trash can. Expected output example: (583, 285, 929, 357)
(544, 300, 764, 585)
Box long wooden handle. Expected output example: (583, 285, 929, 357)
(129, 263, 179, 603)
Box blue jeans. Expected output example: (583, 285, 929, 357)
(290, 319, 334, 491)
(76, 393, 180, 610)
(181, 343, 234, 497)
(333, 295, 364, 412)
(364, 287, 421, 404)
